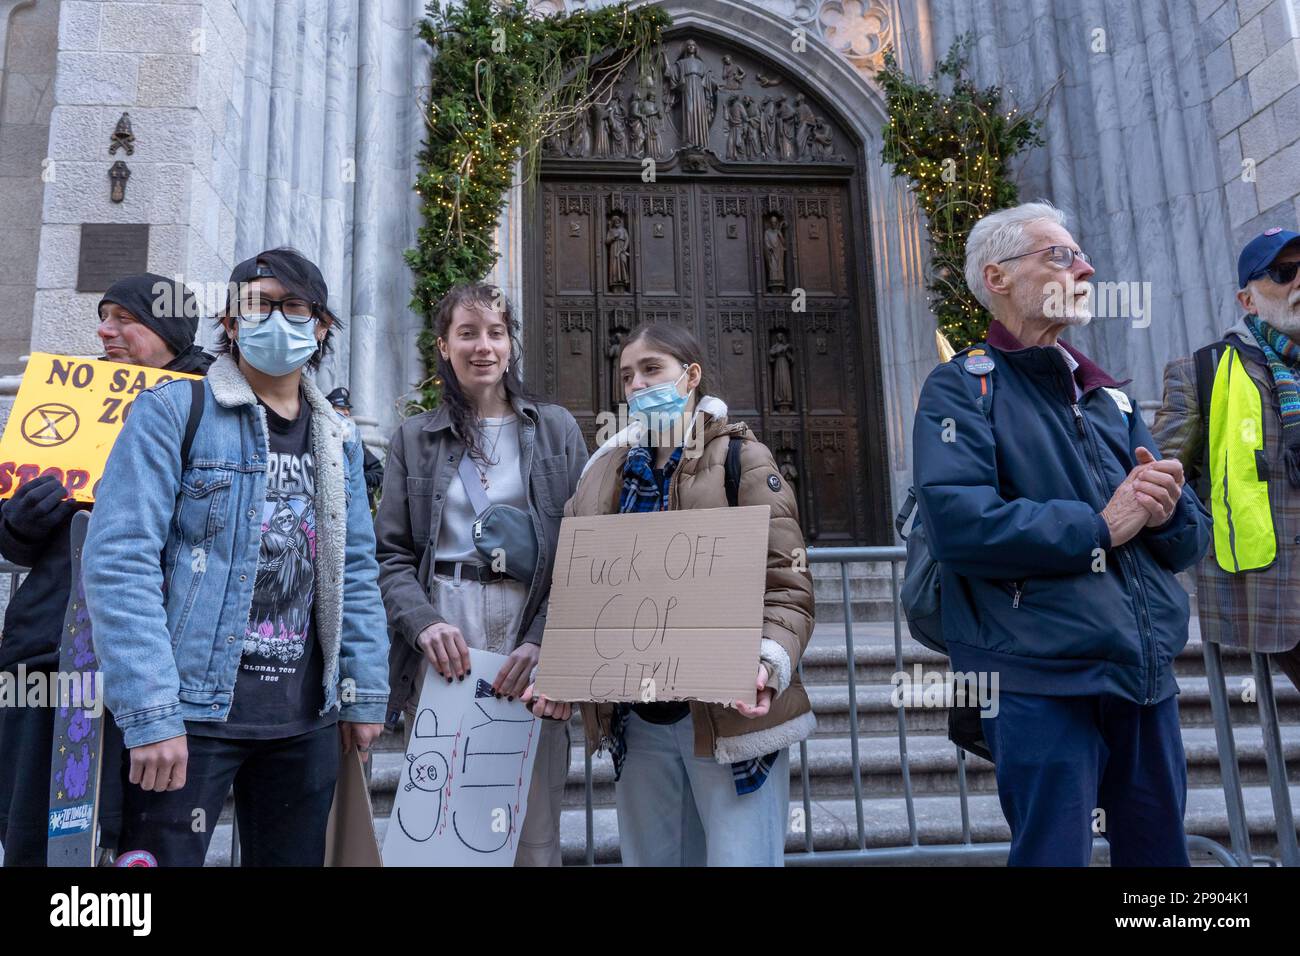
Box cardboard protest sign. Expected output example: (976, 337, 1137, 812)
(382, 650, 542, 867)
(0, 352, 200, 502)
(324, 749, 382, 867)
(535, 505, 770, 706)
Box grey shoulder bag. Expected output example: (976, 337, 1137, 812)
(456, 450, 539, 584)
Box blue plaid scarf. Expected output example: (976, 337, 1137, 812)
(608, 444, 778, 796)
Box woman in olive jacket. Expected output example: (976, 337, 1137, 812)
(375, 283, 587, 867)
(529, 323, 814, 867)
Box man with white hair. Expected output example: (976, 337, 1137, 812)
(912, 201, 1212, 866)
(1152, 229, 1300, 691)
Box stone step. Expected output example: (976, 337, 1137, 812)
(794, 636, 1257, 685)
(802, 675, 1300, 737)
(312, 723, 1300, 821)
(199, 782, 1300, 866)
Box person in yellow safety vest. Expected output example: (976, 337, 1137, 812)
(1152, 228, 1300, 691)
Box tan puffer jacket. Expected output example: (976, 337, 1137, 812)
(568, 407, 816, 763)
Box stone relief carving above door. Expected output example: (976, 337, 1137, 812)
(541, 32, 851, 165)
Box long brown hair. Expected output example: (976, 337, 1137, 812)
(620, 323, 718, 402)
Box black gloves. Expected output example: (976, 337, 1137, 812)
(1, 474, 75, 546)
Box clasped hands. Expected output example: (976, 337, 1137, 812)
(1101, 446, 1185, 548)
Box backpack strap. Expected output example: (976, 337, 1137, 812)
(724, 435, 743, 507)
(956, 345, 995, 421)
(1191, 340, 1230, 487)
(180, 378, 204, 469)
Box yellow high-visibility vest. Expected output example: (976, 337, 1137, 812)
(1208, 345, 1276, 572)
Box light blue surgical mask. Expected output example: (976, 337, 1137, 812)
(627, 365, 692, 422)
(236, 310, 319, 376)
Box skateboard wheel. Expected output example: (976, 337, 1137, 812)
(115, 850, 158, 867)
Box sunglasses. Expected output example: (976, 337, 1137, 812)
(1257, 260, 1300, 285)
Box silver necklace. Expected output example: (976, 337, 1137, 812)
(474, 419, 509, 490)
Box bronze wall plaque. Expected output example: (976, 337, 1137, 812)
(76, 223, 150, 292)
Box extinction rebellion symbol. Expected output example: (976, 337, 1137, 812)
(21, 402, 80, 447)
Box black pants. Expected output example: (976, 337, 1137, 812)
(118, 724, 339, 867)
(0, 687, 124, 867)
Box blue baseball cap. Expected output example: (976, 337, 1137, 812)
(1238, 227, 1300, 288)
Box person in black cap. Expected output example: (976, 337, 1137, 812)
(324, 386, 384, 508)
(82, 247, 390, 866)
(1153, 227, 1300, 691)
(0, 273, 211, 866)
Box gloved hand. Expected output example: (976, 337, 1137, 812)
(2, 474, 75, 543)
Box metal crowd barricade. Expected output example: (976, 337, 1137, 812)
(578, 546, 1238, 866)
(1204, 641, 1299, 866)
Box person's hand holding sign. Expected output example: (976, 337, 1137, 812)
(417, 622, 470, 683)
(2, 474, 75, 542)
(493, 642, 538, 701)
(734, 662, 776, 719)
(521, 684, 571, 722)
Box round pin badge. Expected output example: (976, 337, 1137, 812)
(964, 353, 995, 375)
(115, 849, 158, 867)
(767, 474, 782, 492)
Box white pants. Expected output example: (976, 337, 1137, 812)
(615, 712, 790, 867)
(404, 572, 570, 867)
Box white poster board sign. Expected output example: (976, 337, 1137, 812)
(381, 649, 542, 867)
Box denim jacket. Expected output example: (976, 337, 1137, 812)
(83, 354, 390, 748)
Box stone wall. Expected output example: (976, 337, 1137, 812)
(0, 0, 58, 381)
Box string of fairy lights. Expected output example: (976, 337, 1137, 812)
(877, 38, 1043, 349)
(407, 0, 669, 411)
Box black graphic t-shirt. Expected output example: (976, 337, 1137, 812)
(189, 393, 336, 739)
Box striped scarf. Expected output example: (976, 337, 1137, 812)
(1246, 316, 1300, 487)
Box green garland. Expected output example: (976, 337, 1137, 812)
(876, 35, 1044, 350)
(406, 0, 671, 410)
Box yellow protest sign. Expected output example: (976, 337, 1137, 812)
(0, 353, 200, 502)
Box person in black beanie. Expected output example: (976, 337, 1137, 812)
(325, 386, 384, 507)
(0, 273, 212, 866)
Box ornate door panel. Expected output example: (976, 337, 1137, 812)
(528, 30, 889, 543)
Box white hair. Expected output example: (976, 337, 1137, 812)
(964, 201, 1068, 310)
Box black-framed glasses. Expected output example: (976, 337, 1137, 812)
(997, 245, 1091, 269)
(1260, 261, 1300, 285)
(236, 296, 318, 325)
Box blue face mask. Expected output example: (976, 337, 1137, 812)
(627, 366, 692, 422)
(236, 311, 319, 376)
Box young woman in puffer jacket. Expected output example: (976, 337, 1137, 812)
(525, 323, 815, 866)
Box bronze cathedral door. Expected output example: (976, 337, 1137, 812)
(525, 34, 890, 545)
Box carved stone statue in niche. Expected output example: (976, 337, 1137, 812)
(743, 96, 762, 158)
(763, 214, 787, 291)
(643, 91, 665, 159)
(606, 213, 631, 292)
(778, 449, 799, 494)
(724, 95, 747, 161)
(769, 331, 795, 412)
(569, 105, 593, 157)
(628, 90, 647, 157)
(794, 94, 817, 160)
(721, 54, 745, 90)
(607, 327, 628, 408)
(608, 96, 628, 157)
(666, 39, 717, 150)
(812, 117, 836, 160)
(776, 96, 797, 160)
(760, 96, 777, 155)
(591, 100, 611, 158)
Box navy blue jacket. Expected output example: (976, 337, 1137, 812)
(912, 321, 1212, 705)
